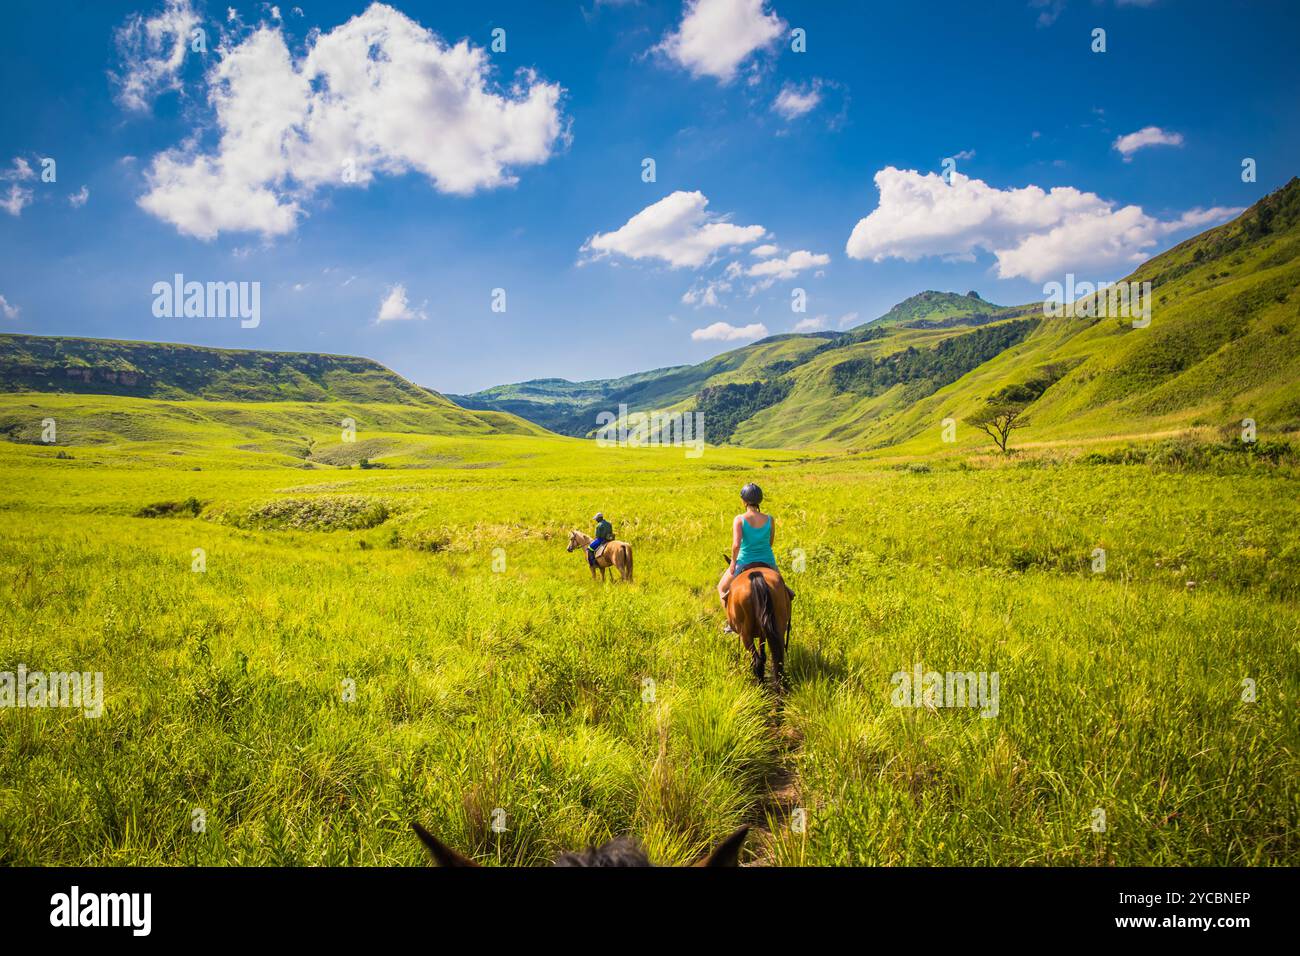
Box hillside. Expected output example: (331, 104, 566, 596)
(859, 289, 1008, 329)
(0, 335, 548, 457)
(843, 175, 1300, 456)
(446, 300, 1022, 439)
(0, 334, 446, 405)
(454, 179, 1300, 452)
(449, 331, 842, 437)
(5, 180, 1297, 458)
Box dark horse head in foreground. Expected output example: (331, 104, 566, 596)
(412, 822, 749, 867)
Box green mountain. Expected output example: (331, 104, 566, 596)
(0, 334, 442, 405)
(447, 330, 842, 436)
(5, 179, 1297, 459)
(0, 335, 546, 458)
(860, 289, 1004, 329)
(454, 178, 1300, 452)
(450, 290, 1022, 439)
(840, 175, 1300, 457)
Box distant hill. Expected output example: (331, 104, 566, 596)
(0, 335, 547, 451)
(453, 178, 1300, 451)
(0, 334, 443, 405)
(5, 179, 1297, 457)
(448, 331, 842, 437)
(450, 293, 1016, 438)
(861, 289, 1005, 329)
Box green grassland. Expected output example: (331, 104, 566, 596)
(0, 417, 1296, 866)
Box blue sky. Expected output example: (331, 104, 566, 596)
(1, 0, 1297, 393)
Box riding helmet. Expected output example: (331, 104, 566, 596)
(740, 483, 763, 505)
(593, 512, 604, 520)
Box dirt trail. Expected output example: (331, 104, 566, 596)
(743, 695, 804, 867)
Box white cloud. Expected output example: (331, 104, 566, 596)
(376, 284, 426, 322)
(836, 311, 859, 329)
(747, 249, 830, 280)
(0, 294, 19, 319)
(750, 243, 779, 257)
(1, 185, 33, 217)
(792, 314, 828, 332)
(1029, 0, 1066, 27)
(135, 3, 567, 239)
(845, 166, 1241, 282)
(1, 158, 34, 182)
(68, 186, 90, 208)
(655, 0, 785, 84)
(951, 148, 976, 161)
(691, 320, 768, 342)
(773, 81, 821, 120)
(583, 190, 766, 268)
(682, 277, 731, 307)
(112, 0, 201, 112)
(1113, 126, 1185, 160)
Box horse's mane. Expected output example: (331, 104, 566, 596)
(552, 836, 652, 867)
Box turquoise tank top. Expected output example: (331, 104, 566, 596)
(736, 515, 776, 569)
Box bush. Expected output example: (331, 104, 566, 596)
(211, 496, 394, 531)
(136, 497, 203, 518)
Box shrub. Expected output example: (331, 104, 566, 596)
(136, 497, 203, 518)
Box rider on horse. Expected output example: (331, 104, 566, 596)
(718, 483, 778, 628)
(589, 512, 613, 568)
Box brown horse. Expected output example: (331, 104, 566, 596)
(722, 556, 792, 685)
(412, 821, 748, 867)
(567, 530, 634, 582)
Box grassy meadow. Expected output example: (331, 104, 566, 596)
(1, 406, 1297, 866)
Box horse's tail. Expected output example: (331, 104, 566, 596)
(748, 572, 782, 671)
(624, 545, 634, 583)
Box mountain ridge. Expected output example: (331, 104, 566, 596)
(4, 178, 1297, 454)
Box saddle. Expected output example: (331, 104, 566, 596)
(592, 541, 609, 558)
(721, 554, 795, 600)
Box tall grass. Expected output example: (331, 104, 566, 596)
(0, 431, 1296, 865)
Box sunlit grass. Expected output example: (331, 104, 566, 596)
(0, 426, 1296, 865)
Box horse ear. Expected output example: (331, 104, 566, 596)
(412, 822, 480, 867)
(694, 826, 749, 867)
(721, 552, 732, 566)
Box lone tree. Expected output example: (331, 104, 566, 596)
(967, 401, 1030, 454)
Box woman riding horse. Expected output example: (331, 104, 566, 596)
(718, 482, 777, 618)
(718, 482, 792, 684)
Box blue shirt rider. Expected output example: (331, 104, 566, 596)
(590, 512, 613, 566)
